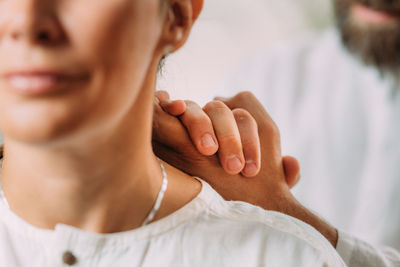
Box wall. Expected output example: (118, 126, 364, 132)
(157, 0, 334, 104)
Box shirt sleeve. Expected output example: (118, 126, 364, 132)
(336, 230, 400, 267)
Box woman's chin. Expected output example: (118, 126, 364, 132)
(1, 105, 85, 145)
(4, 123, 79, 145)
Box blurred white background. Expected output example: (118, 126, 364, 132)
(0, 0, 333, 143)
(157, 0, 334, 104)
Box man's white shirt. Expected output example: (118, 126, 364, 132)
(220, 28, 400, 266)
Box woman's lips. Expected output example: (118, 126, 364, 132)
(1, 71, 89, 95)
(352, 4, 399, 24)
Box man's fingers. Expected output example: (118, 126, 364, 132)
(215, 91, 281, 154)
(232, 108, 261, 177)
(215, 92, 274, 129)
(179, 101, 219, 156)
(203, 101, 245, 175)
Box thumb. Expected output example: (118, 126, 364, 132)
(152, 102, 194, 154)
(282, 156, 301, 189)
(155, 90, 186, 116)
(160, 100, 187, 116)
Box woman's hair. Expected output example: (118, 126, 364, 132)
(0, 145, 3, 160)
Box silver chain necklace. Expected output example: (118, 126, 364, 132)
(142, 158, 168, 226)
(0, 158, 169, 227)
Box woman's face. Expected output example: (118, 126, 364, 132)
(0, 0, 167, 144)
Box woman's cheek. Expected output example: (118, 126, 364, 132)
(61, 1, 140, 53)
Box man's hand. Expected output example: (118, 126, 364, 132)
(152, 91, 338, 247)
(153, 90, 263, 177)
(153, 91, 298, 208)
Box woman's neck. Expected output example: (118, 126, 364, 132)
(0, 73, 201, 233)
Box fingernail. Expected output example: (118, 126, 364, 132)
(227, 156, 243, 172)
(243, 161, 258, 175)
(201, 134, 216, 148)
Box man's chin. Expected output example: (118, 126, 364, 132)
(335, 1, 400, 74)
(340, 20, 400, 73)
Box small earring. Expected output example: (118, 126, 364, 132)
(176, 30, 183, 42)
(163, 45, 174, 56)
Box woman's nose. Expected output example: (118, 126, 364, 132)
(3, 2, 65, 45)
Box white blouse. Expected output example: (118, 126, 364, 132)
(0, 178, 345, 267)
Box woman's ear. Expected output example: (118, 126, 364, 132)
(192, 0, 204, 21)
(160, 0, 204, 54)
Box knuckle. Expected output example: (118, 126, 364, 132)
(233, 108, 258, 131)
(181, 111, 210, 127)
(184, 100, 199, 107)
(188, 117, 211, 131)
(219, 133, 241, 146)
(242, 142, 259, 155)
(232, 108, 252, 121)
(234, 91, 255, 102)
(261, 120, 280, 136)
(203, 100, 228, 113)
